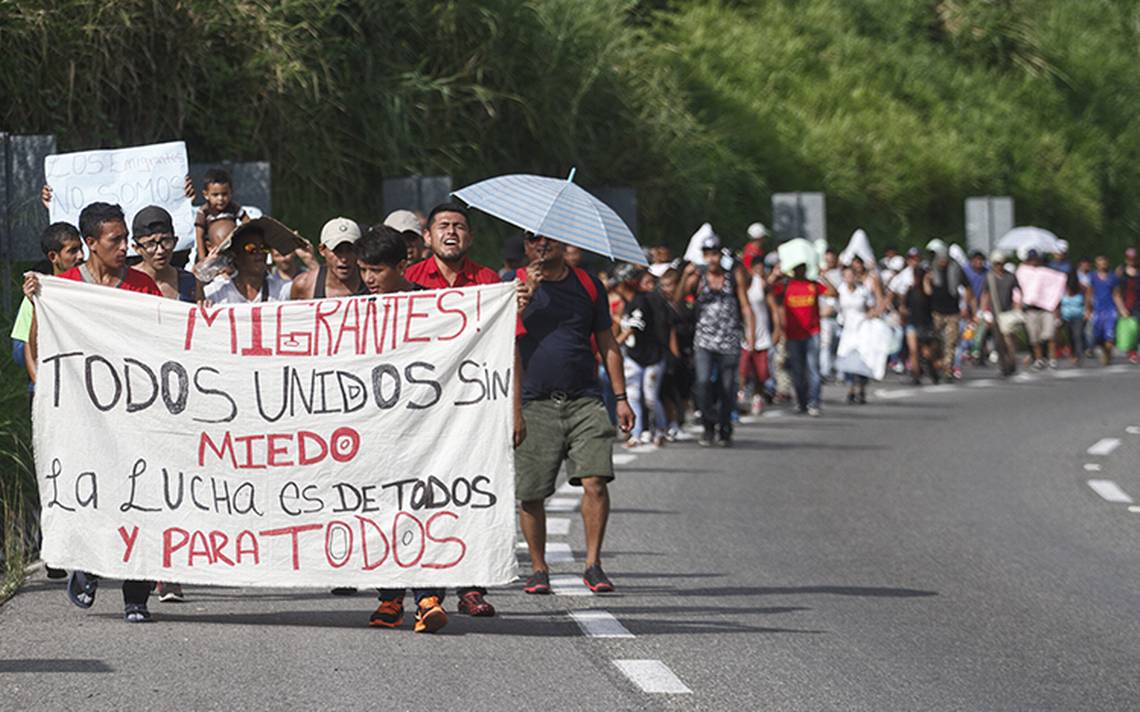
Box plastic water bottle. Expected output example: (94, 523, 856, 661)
(193, 252, 233, 283)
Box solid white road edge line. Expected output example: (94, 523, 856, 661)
(1087, 438, 1121, 456)
(613, 660, 692, 694)
(570, 609, 634, 638)
(1087, 479, 1134, 504)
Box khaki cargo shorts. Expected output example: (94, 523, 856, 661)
(514, 394, 616, 502)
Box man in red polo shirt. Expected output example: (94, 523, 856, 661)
(404, 202, 501, 618)
(23, 201, 162, 624)
(405, 202, 500, 288)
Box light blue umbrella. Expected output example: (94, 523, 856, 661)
(452, 168, 648, 266)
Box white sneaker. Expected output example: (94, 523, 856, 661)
(639, 430, 653, 445)
(807, 406, 822, 417)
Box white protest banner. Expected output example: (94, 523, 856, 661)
(33, 278, 519, 587)
(44, 141, 195, 251)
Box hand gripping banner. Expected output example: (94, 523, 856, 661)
(32, 278, 519, 587)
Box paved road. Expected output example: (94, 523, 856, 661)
(3, 365, 1139, 710)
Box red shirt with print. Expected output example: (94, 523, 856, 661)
(58, 266, 163, 297)
(772, 278, 828, 340)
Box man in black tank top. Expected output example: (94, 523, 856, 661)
(290, 217, 368, 299)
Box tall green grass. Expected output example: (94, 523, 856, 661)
(0, 311, 35, 601)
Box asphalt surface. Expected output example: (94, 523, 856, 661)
(2, 363, 1139, 711)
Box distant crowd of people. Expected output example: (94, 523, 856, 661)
(12, 167, 1139, 632)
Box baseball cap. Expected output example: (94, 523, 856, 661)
(906, 247, 921, 258)
(747, 222, 768, 240)
(383, 209, 421, 235)
(132, 206, 174, 238)
(320, 217, 362, 249)
(700, 233, 722, 251)
(1026, 248, 1041, 260)
(990, 249, 1006, 263)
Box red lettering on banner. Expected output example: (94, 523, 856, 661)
(392, 511, 426, 568)
(297, 431, 329, 465)
(118, 525, 139, 563)
(163, 527, 190, 567)
(259, 523, 323, 570)
(275, 303, 314, 356)
(235, 530, 260, 565)
(403, 294, 432, 343)
(436, 290, 468, 341)
(199, 431, 235, 467)
(334, 299, 362, 355)
(313, 300, 341, 355)
(266, 434, 294, 467)
(422, 511, 467, 569)
(183, 305, 232, 352)
(209, 531, 236, 566)
(356, 515, 390, 570)
(241, 306, 273, 356)
(188, 530, 213, 566)
(199, 428, 359, 469)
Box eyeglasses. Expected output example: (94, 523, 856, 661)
(135, 235, 176, 252)
(241, 242, 270, 255)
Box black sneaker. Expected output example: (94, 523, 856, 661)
(330, 587, 357, 596)
(716, 431, 732, 448)
(524, 570, 551, 594)
(45, 566, 67, 580)
(66, 570, 98, 609)
(583, 564, 614, 593)
(698, 428, 715, 447)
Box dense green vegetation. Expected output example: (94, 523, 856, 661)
(1, 0, 1138, 588)
(3, 0, 1136, 257)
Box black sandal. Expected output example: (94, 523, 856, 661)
(66, 570, 99, 609)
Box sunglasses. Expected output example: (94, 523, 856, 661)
(240, 241, 270, 255)
(523, 232, 547, 243)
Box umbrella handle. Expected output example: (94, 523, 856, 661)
(566, 167, 576, 183)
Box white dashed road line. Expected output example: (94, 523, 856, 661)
(518, 541, 574, 563)
(547, 497, 580, 512)
(569, 610, 634, 638)
(1126, 426, 1140, 435)
(613, 660, 692, 694)
(1084, 463, 1102, 472)
(612, 453, 638, 465)
(1087, 479, 1134, 504)
(874, 388, 914, 400)
(1087, 438, 1121, 456)
(546, 517, 571, 536)
(550, 573, 592, 596)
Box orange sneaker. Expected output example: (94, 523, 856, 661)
(413, 596, 448, 633)
(369, 599, 404, 628)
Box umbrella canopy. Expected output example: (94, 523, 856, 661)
(453, 170, 648, 266)
(996, 226, 1061, 255)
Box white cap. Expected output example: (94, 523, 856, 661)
(320, 217, 361, 249)
(990, 249, 1006, 263)
(384, 209, 421, 235)
(747, 222, 768, 240)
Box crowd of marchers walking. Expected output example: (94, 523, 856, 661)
(12, 168, 1140, 631)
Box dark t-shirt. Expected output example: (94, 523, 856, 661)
(930, 262, 961, 315)
(518, 271, 611, 401)
(906, 286, 933, 328)
(623, 292, 667, 367)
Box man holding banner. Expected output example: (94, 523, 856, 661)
(24, 201, 163, 623)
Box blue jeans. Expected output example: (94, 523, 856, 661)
(785, 334, 821, 410)
(694, 347, 740, 436)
